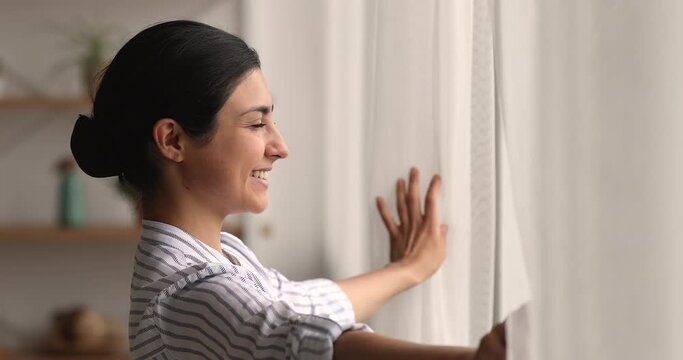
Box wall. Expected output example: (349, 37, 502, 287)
(240, 0, 328, 281)
(0, 0, 242, 351)
(0, 0, 334, 352)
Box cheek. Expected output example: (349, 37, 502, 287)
(185, 143, 232, 187)
(236, 135, 266, 166)
(192, 156, 226, 190)
(201, 132, 266, 187)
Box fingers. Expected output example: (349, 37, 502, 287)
(376, 196, 400, 238)
(492, 321, 507, 347)
(407, 167, 422, 227)
(476, 324, 507, 360)
(423, 175, 442, 227)
(478, 337, 506, 360)
(396, 179, 409, 230)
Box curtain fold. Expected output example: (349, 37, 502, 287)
(497, 1, 683, 359)
(322, 0, 508, 346)
(323, 0, 369, 281)
(469, 0, 497, 343)
(363, 0, 475, 344)
(245, 0, 526, 347)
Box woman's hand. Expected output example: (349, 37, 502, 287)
(472, 322, 507, 360)
(375, 167, 448, 284)
(335, 168, 449, 321)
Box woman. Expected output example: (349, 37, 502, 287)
(71, 20, 505, 360)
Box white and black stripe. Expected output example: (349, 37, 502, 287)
(128, 220, 370, 359)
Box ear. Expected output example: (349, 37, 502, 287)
(151, 118, 187, 163)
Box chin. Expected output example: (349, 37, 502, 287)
(249, 200, 269, 214)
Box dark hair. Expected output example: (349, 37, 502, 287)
(70, 20, 261, 197)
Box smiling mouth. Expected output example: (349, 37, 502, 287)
(250, 170, 270, 180)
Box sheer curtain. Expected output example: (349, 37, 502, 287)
(244, 0, 530, 347)
(497, 1, 683, 359)
(362, 0, 474, 344)
(323, 0, 520, 345)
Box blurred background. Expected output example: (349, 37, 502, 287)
(2, 0, 402, 357)
(5, 0, 482, 357)
(1, 1, 682, 360)
(0, 1, 244, 357)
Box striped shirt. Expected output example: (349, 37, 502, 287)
(129, 220, 369, 359)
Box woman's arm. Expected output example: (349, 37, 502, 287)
(336, 168, 448, 321)
(333, 331, 474, 360)
(334, 322, 507, 360)
(335, 261, 418, 322)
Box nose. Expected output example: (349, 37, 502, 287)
(266, 126, 289, 160)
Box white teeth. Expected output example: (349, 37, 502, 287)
(251, 170, 270, 180)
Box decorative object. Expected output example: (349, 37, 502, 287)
(56, 156, 86, 228)
(77, 30, 108, 98)
(59, 22, 121, 98)
(44, 305, 125, 355)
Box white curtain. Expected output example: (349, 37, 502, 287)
(244, 0, 531, 348)
(362, 0, 473, 344)
(323, 0, 526, 346)
(497, 1, 683, 359)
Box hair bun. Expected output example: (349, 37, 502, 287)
(70, 114, 122, 178)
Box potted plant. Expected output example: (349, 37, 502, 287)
(58, 22, 122, 98)
(79, 31, 108, 98)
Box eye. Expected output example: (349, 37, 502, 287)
(250, 123, 267, 129)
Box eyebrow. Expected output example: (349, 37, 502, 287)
(239, 104, 274, 116)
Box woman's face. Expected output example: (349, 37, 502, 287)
(181, 69, 288, 216)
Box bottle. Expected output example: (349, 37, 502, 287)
(57, 157, 86, 227)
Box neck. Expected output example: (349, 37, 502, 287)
(141, 190, 225, 254)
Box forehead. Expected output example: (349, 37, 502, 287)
(221, 69, 273, 117)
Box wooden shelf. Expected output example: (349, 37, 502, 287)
(0, 98, 91, 109)
(2, 352, 130, 360)
(0, 224, 242, 242)
(0, 226, 139, 242)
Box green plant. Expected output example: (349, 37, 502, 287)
(53, 21, 123, 97)
(70, 26, 114, 97)
(80, 32, 107, 89)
